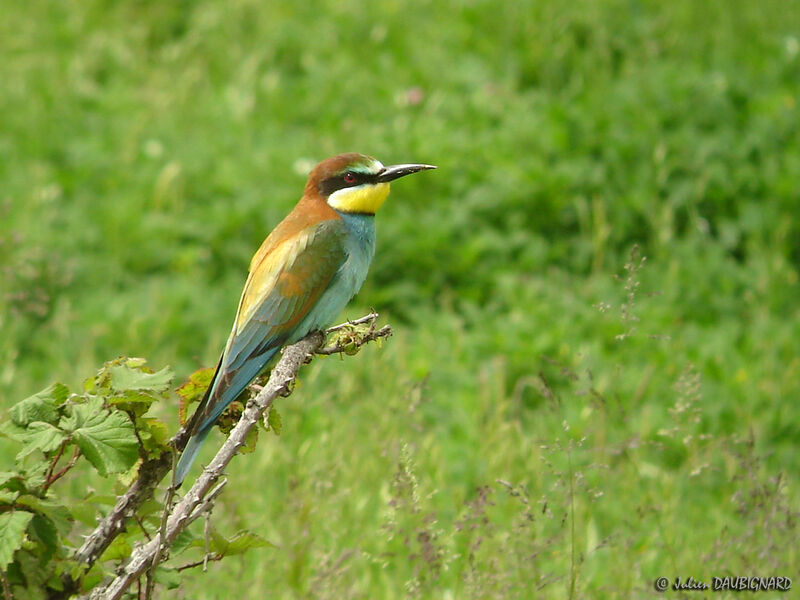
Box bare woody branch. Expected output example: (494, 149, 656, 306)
(325, 312, 381, 331)
(318, 312, 392, 355)
(80, 315, 392, 600)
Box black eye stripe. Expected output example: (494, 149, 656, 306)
(318, 171, 379, 197)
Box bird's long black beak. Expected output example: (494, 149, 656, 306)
(377, 163, 437, 183)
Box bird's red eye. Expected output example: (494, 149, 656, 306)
(343, 172, 357, 184)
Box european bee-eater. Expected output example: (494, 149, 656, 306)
(174, 153, 435, 484)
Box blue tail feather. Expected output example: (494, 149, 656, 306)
(174, 427, 211, 486)
(174, 346, 280, 486)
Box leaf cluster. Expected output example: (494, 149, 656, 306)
(0, 357, 270, 598)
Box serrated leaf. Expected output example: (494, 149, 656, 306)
(15, 496, 73, 537)
(0, 420, 25, 440)
(0, 472, 16, 488)
(176, 367, 215, 403)
(0, 466, 45, 495)
(90, 357, 160, 396)
(136, 417, 170, 456)
(9, 383, 68, 427)
(116, 457, 143, 487)
(60, 398, 138, 477)
(124, 357, 147, 368)
(188, 525, 227, 555)
(219, 530, 274, 556)
(267, 407, 282, 436)
(209, 526, 228, 552)
(20, 469, 46, 491)
(177, 367, 216, 424)
(82, 375, 96, 393)
(109, 364, 173, 393)
(188, 527, 273, 557)
(14, 422, 67, 461)
(0, 490, 19, 504)
(0, 511, 34, 569)
(106, 391, 158, 417)
(15, 549, 52, 597)
(1, 420, 67, 465)
(28, 514, 60, 563)
(240, 427, 258, 454)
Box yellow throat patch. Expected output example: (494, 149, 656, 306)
(327, 183, 390, 214)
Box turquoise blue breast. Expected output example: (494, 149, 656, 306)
(291, 212, 376, 339)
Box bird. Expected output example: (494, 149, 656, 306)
(174, 153, 436, 485)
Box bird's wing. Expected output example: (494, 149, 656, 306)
(189, 218, 348, 434)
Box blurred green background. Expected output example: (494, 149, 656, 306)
(1, 0, 799, 597)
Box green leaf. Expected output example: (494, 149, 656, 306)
(153, 566, 182, 589)
(240, 427, 258, 454)
(171, 529, 199, 554)
(82, 375, 96, 393)
(0, 467, 45, 494)
(176, 367, 215, 404)
(219, 530, 274, 556)
(99, 534, 132, 562)
(83, 493, 118, 506)
(188, 528, 273, 557)
(177, 367, 216, 424)
(136, 417, 170, 456)
(0, 511, 34, 570)
(80, 563, 104, 592)
(106, 391, 158, 416)
(28, 514, 60, 563)
(60, 398, 139, 476)
(209, 526, 228, 552)
(0, 472, 17, 488)
(116, 457, 143, 487)
(9, 383, 69, 427)
(136, 498, 165, 519)
(15, 496, 73, 537)
(0, 490, 19, 504)
(109, 364, 173, 393)
(267, 407, 282, 436)
(188, 525, 226, 554)
(69, 500, 99, 527)
(46, 568, 65, 591)
(15, 549, 53, 598)
(13, 422, 67, 461)
(88, 357, 170, 397)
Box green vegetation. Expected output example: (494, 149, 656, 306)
(1, 0, 798, 597)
